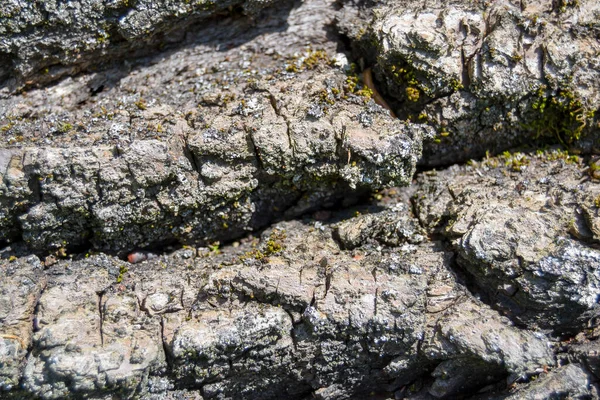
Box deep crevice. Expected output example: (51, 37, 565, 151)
(160, 316, 174, 372)
(96, 290, 105, 347)
(182, 136, 201, 175)
(246, 130, 264, 171)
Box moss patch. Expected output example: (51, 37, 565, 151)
(524, 86, 595, 145)
(241, 229, 286, 261)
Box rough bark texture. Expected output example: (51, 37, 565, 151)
(0, 0, 428, 254)
(0, 0, 599, 399)
(339, 0, 600, 166)
(0, 0, 278, 93)
(414, 153, 600, 335)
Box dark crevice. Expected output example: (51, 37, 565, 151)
(31, 281, 47, 335)
(324, 265, 332, 299)
(160, 317, 174, 372)
(182, 135, 201, 175)
(89, 84, 104, 97)
(227, 357, 234, 376)
(283, 309, 300, 350)
(335, 124, 348, 162)
(285, 120, 296, 160)
(96, 290, 105, 347)
(246, 130, 264, 171)
(309, 290, 316, 308)
(27, 174, 42, 203)
(409, 195, 428, 233)
(460, 47, 471, 89)
(373, 287, 378, 316)
(268, 93, 281, 117)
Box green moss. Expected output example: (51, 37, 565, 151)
(285, 49, 330, 74)
(96, 32, 110, 44)
(386, 62, 428, 106)
(556, 0, 579, 12)
(390, 65, 418, 86)
(265, 230, 286, 253)
(449, 78, 464, 91)
(539, 148, 580, 164)
(590, 160, 600, 179)
(478, 150, 530, 171)
(58, 122, 73, 133)
(116, 265, 128, 283)
(355, 87, 373, 99)
(501, 151, 529, 171)
(302, 49, 328, 70)
(344, 74, 359, 94)
(134, 98, 147, 110)
(405, 86, 420, 102)
(286, 63, 300, 73)
(510, 52, 523, 62)
(524, 86, 593, 145)
(208, 242, 221, 255)
(0, 122, 14, 132)
(220, 93, 236, 106)
(318, 89, 336, 105)
(342, 65, 372, 101)
(241, 229, 286, 261)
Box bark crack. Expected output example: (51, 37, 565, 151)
(96, 290, 105, 347)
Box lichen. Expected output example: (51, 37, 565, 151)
(302, 49, 328, 70)
(555, 0, 579, 13)
(135, 98, 147, 110)
(116, 265, 128, 283)
(1, 122, 14, 132)
(405, 87, 420, 102)
(241, 229, 286, 261)
(285, 49, 330, 74)
(58, 122, 73, 133)
(589, 159, 600, 179)
(343, 65, 373, 101)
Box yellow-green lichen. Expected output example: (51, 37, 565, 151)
(318, 89, 336, 105)
(478, 150, 530, 171)
(556, 0, 579, 13)
(342, 65, 373, 101)
(537, 148, 580, 164)
(241, 229, 286, 261)
(135, 98, 147, 110)
(285, 49, 330, 74)
(302, 49, 329, 70)
(1, 122, 14, 132)
(502, 151, 530, 171)
(116, 265, 128, 283)
(58, 122, 73, 133)
(405, 87, 420, 102)
(208, 242, 221, 255)
(589, 160, 600, 179)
